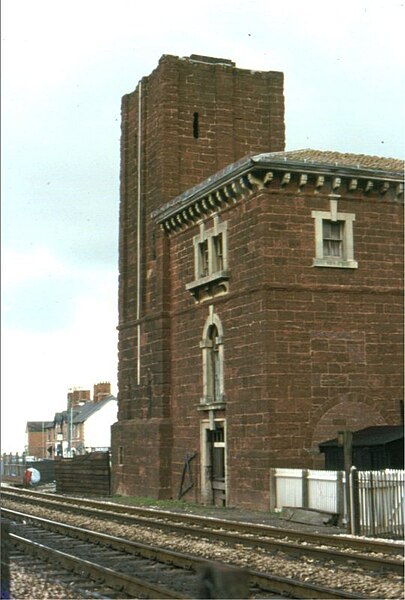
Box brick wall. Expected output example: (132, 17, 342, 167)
(112, 53, 403, 510)
(113, 54, 285, 499)
(27, 430, 47, 459)
(164, 184, 403, 509)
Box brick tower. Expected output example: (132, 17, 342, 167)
(112, 54, 285, 498)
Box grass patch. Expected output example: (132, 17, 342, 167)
(109, 495, 232, 514)
(107, 495, 284, 522)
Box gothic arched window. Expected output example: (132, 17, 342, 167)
(201, 309, 225, 405)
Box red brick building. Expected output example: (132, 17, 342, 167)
(26, 421, 53, 459)
(111, 54, 404, 510)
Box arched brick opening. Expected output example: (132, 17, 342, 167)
(310, 400, 386, 467)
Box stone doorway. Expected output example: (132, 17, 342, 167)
(200, 418, 227, 506)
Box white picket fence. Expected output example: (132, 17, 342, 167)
(269, 467, 404, 537)
(355, 469, 404, 537)
(270, 468, 344, 512)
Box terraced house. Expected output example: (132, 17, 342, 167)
(111, 54, 404, 510)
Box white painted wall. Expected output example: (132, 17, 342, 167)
(83, 398, 118, 449)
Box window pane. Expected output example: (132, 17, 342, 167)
(213, 234, 223, 272)
(323, 221, 343, 257)
(323, 221, 342, 240)
(323, 239, 342, 257)
(199, 241, 209, 277)
(207, 325, 218, 400)
(214, 343, 221, 401)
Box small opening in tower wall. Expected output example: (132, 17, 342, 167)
(193, 112, 199, 139)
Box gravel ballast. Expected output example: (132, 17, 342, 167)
(3, 496, 404, 599)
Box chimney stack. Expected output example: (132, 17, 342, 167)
(93, 382, 111, 403)
(67, 389, 91, 409)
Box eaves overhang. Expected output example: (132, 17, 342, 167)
(151, 151, 404, 234)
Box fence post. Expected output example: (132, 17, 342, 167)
(107, 450, 112, 496)
(338, 431, 353, 532)
(269, 468, 277, 511)
(350, 468, 360, 535)
(369, 471, 376, 536)
(336, 470, 345, 526)
(1, 519, 10, 599)
(302, 469, 309, 508)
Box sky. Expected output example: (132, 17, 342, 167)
(1, 0, 404, 453)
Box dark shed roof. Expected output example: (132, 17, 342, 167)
(319, 426, 404, 449)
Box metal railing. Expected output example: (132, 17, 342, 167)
(1, 453, 28, 480)
(270, 467, 404, 537)
(352, 469, 404, 537)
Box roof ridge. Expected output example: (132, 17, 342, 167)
(259, 148, 404, 165)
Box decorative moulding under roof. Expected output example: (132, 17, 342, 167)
(151, 150, 404, 234)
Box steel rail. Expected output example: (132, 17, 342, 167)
(2, 489, 403, 573)
(5, 508, 365, 599)
(10, 533, 186, 599)
(2, 485, 401, 556)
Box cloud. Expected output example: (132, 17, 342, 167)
(2, 248, 118, 331)
(1, 273, 118, 453)
(2, 248, 68, 287)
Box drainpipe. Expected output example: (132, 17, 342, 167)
(69, 404, 73, 457)
(136, 80, 143, 385)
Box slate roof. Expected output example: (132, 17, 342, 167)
(72, 395, 117, 424)
(53, 411, 66, 424)
(51, 396, 117, 425)
(152, 149, 404, 228)
(319, 425, 404, 448)
(259, 149, 404, 173)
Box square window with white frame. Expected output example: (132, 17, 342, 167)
(312, 197, 358, 269)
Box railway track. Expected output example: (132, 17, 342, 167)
(1, 486, 403, 574)
(9, 546, 132, 599)
(3, 507, 366, 599)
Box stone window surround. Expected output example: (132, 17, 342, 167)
(186, 215, 229, 301)
(193, 216, 228, 279)
(312, 195, 358, 269)
(198, 306, 226, 411)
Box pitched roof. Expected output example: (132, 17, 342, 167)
(53, 411, 66, 424)
(26, 421, 54, 432)
(319, 425, 404, 448)
(152, 149, 404, 232)
(72, 395, 117, 423)
(258, 149, 403, 173)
